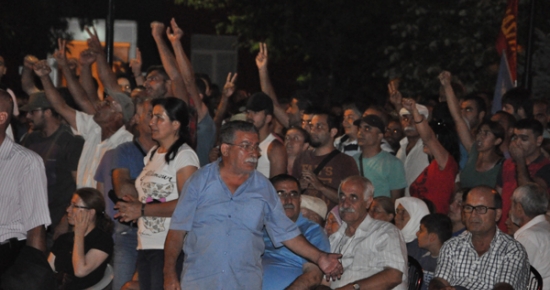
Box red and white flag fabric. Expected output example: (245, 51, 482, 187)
(496, 0, 518, 83)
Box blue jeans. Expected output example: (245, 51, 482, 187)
(137, 249, 183, 290)
(112, 222, 138, 290)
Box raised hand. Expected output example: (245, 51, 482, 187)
(33, 60, 52, 77)
(53, 38, 68, 66)
(439, 71, 452, 87)
(85, 26, 104, 55)
(23, 55, 39, 70)
(151, 21, 165, 39)
(79, 49, 97, 66)
(222, 72, 238, 98)
(402, 98, 417, 113)
(167, 18, 184, 43)
(130, 47, 142, 76)
(388, 81, 402, 108)
(255, 42, 268, 70)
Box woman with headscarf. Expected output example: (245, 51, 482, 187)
(395, 197, 430, 259)
(324, 206, 342, 237)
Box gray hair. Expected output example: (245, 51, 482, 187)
(339, 175, 374, 201)
(512, 183, 549, 218)
(219, 120, 258, 144)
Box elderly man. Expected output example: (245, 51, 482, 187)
(163, 121, 342, 290)
(431, 186, 530, 290)
(327, 175, 408, 290)
(509, 183, 550, 289)
(262, 174, 330, 290)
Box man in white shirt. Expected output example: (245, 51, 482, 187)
(509, 183, 550, 289)
(325, 175, 407, 290)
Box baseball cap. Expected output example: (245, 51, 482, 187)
(353, 114, 386, 134)
(108, 90, 135, 123)
(20, 91, 51, 112)
(246, 92, 273, 115)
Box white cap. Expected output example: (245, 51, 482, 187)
(399, 103, 430, 120)
(300, 195, 327, 221)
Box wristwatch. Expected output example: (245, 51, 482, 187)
(352, 283, 360, 290)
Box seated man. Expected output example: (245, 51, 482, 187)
(509, 183, 550, 289)
(327, 175, 407, 289)
(262, 174, 330, 290)
(431, 186, 530, 290)
(415, 213, 453, 290)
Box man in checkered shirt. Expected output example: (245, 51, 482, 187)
(430, 186, 529, 290)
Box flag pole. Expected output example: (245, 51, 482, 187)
(105, 0, 115, 66)
(523, 0, 537, 90)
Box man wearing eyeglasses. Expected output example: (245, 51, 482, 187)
(430, 186, 529, 290)
(262, 174, 330, 290)
(164, 121, 343, 290)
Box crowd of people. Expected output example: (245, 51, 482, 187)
(1, 17, 550, 290)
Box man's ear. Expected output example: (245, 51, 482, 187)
(265, 114, 273, 124)
(536, 135, 544, 147)
(220, 143, 230, 156)
(495, 208, 503, 223)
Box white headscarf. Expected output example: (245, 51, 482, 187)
(395, 197, 430, 243)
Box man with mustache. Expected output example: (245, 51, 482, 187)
(325, 175, 408, 289)
(262, 174, 330, 290)
(430, 186, 529, 290)
(396, 104, 430, 196)
(164, 121, 343, 290)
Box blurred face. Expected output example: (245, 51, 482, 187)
(416, 224, 431, 249)
(309, 114, 333, 148)
(476, 124, 501, 152)
(285, 128, 308, 157)
(342, 109, 360, 137)
(301, 113, 313, 133)
(395, 204, 410, 230)
(512, 128, 542, 159)
(533, 104, 548, 129)
(505, 216, 519, 235)
(448, 192, 463, 224)
(462, 189, 501, 235)
(275, 180, 301, 222)
(93, 96, 122, 125)
(339, 180, 371, 229)
(460, 100, 482, 129)
(508, 197, 522, 227)
(502, 103, 515, 116)
(149, 105, 180, 142)
(144, 70, 169, 98)
(0, 56, 6, 80)
(385, 121, 404, 147)
(400, 114, 419, 138)
(491, 113, 512, 139)
(368, 200, 394, 222)
(221, 131, 260, 174)
(246, 110, 268, 130)
(118, 77, 132, 94)
(134, 101, 152, 136)
(286, 98, 301, 127)
(356, 121, 382, 149)
(66, 194, 91, 225)
(131, 87, 147, 100)
(26, 108, 46, 131)
(325, 212, 340, 236)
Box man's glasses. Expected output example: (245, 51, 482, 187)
(462, 204, 497, 214)
(277, 190, 300, 199)
(225, 142, 261, 153)
(67, 203, 91, 210)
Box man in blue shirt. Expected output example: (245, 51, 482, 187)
(164, 121, 343, 290)
(262, 174, 330, 290)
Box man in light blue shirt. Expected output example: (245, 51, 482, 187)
(164, 121, 343, 290)
(262, 174, 330, 290)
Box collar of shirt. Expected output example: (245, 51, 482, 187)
(464, 227, 506, 254)
(514, 215, 548, 239)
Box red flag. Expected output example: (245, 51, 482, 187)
(496, 0, 518, 82)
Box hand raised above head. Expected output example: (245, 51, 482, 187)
(33, 60, 52, 77)
(79, 49, 97, 66)
(439, 71, 452, 87)
(85, 26, 104, 55)
(130, 47, 142, 75)
(222, 72, 238, 98)
(401, 98, 417, 113)
(151, 21, 166, 39)
(167, 18, 184, 43)
(23, 55, 39, 69)
(388, 81, 402, 107)
(255, 42, 268, 69)
(53, 38, 68, 66)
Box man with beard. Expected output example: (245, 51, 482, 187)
(20, 92, 83, 245)
(262, 174, 330, 290)
(292, 112, 359, 210)
(396, 104, 430, 196)
(509, 183, 550, 289)
(245, 92, 287, 177)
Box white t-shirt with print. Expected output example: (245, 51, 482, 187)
(135, 143, 199, 250)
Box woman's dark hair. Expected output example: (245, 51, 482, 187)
(479, 120, 505, 155)
(151, 97, 191, 164)
(75, 188, 113, 234)
(430, 103, 461, 164)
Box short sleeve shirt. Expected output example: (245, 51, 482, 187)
(354, 150, 407, 197)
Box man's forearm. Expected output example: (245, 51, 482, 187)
(516, 159, 534, 186)
(282, 235, 322, 264)
(286, 262, 323, 290)
(21, 67, 40, 95)
(163, 230, 186, 276)
(80, 64, 99, 103)
(61, 64, 96, 115)
(318, 185, 339, 204)
(26, 225, 46, 253)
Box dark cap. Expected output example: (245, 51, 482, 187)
(354, 114, 386, 134)
(246, 92, 273, 115)
(20, 91, 51, 112)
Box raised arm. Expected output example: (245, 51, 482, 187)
(21, 55, 40, 95)
(214, 72, 237, 132)
(255, 43, 290, 128)
(167, 18, 208, 121)
(151, 21, 188, 102)
(403, 98, 449, 170)
(388, 80, 403, 114)
(85, 27, 123, 96)
(439, 71, 474, 152)
(54, 39, 97, 115)
(33, 60, 77, 130)
(130, 48, 145, 86)
(78, 49, 100, 103)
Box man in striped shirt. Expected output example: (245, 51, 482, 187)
(430, 186, 530, 290)
(0, 89, 51, 280)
